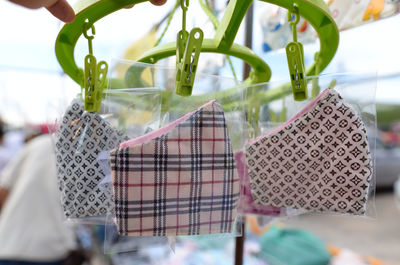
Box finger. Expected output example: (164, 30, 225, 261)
(150, 0, 167, 6)
(46, 0, 75, 23)
(125, 0, 166, 8)
(8, 0, 53, 9)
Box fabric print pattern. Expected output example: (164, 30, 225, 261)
(235, 151, 281, 216)
(55, 99, 128, 218)
(111, 100, 239, 236)
(245, 89, 373, 215)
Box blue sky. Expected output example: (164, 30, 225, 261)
(0, 0, 399, 125)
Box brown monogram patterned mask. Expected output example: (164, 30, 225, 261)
(245, 89, 373, 215)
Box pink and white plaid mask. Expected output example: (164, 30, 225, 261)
(111, 100, 240, 236)
(245, 89, 373, 215)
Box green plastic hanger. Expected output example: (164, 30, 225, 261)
(55, 0, 339, 95)
(137, 0, 338, 81)
(55, 0, 269, 85)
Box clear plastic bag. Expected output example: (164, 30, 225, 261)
(243, 72, 377, 217)
(53, 77, 162, 222)
(53, 97, 129, 220)
(102, 59, 247, 253)
(101, 88, 162, 139)
(111, 60, 248, 150)
(236, 150, 283, 217)
(104, 214, 244, 255)
(96, 88, 163, 201)
(104, 214, 169, 255)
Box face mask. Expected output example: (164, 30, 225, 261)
(55, 99, 128, 218)
(235, 151, 281, 216)
(111, 100, 239, 236)
(245, 89, 372, 215)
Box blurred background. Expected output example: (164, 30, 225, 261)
(0, 0, 399, 264)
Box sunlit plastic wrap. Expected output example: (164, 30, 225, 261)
(103, 213, 169, 255)
(100, 59, 248, 252)
(53, 97, 129, 220)
(243, 73, 377, 217)
(53, 68, 163, 222)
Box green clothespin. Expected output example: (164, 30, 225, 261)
(175, 28, 203, 96)
(286, 5, 307, 101)
(175, 0, 204, 96)
(82, 21, 108, 113)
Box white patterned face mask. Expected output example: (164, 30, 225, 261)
(55, 99, 128, 218)
(245, 89, 373, 215)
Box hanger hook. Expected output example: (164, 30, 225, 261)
(82, 21, 96, 40)
(287, 5, 300, 26)
(180, 0, 189, 35)
(287, 5, 300, 42)
(180, 0, 189, 10)
(82, 20, 95, 55)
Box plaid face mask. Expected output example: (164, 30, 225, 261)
(55, 99, 128, 218)
(245, 89, 373, 215)
(111, 100, 239, 236)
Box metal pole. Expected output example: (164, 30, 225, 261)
(234, 2, 253, 265)
(242, 2, 254, 79)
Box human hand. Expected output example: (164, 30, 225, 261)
(149, 0, 168, 6)
(125, 0, 168, 9)
(8, 0, 75, 23)
(8, 0, 168, 24)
